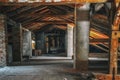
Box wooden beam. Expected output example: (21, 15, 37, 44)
(90, 28, 109, 38)
(1, 6, 23, 14)
(0, 2, 75, 6)
(26, 23, 47, 30)
(0, 0, 119, 4)
(13, 6, 48, 21)
(90, 39, 109, 42)
(109, 3, 120, 75)
(9, 5, 39, 17)
(35, 13, 74, 22)
(38, 13, 74, 18)
(90, 22, 110, 36)
(35, 24, 51, 33)
(7, 17, 17, 26)
(91, 44, 109, 52)
(20, 9, 49, 24)
(100, 43, 109, 48)
(53, 25, 67, 30)
(95, 74, 120, 80)
(77, 0, 119, 3)
(29, 21, 73, 24)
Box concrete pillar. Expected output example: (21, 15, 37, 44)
(12, 24, 22, 62)
(65, 32, 67, 53)
(67, 24, 74, 57)
(73, 27, 76, 68)
(22, 30, 32, 57)
(0, 14, 6, 67)
(7, 45, 12, 64)
(75, 4, 90, 71)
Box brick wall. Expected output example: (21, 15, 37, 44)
(0, 14, 6, 67)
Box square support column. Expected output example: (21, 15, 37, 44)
(22, 30, 32, 58)
(0, 14, 6, 67)
(12, 24, 22, 62)
(67, 24, 74, 57)
(75, 3, 90, 71)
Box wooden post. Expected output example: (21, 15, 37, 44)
(109, 2, 120, 76)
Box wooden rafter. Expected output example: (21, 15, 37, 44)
(20, 8, 50, 24)
(91, 44, 109, 52)
(90, 39, 109, 42)
(10, 5, 40, 18)
(90, 28, 109, 39)
(13, 6, 48, 21)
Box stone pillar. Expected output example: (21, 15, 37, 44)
(22, 30, 32, 57)
(75, 4, 90, 71)
(0, 14, 6, 67)
(12, 24, 22, 62)
(67, 24, 74, 57)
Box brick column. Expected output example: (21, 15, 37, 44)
(0, 14, 6, 67)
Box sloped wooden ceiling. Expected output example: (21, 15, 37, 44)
(0, 3, 112, 52)
(0, 3, 110, 39)
(0, 4, 74, 31)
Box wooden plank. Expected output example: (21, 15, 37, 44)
(27, 21, 73, 24)
(0, 0, 119, 6)
(90, 39, 109, 42)
(12, 6, 47, 21)
(0, 0, 119, 3)
(0, 2, 75, 6)
(20, 8, 49, 24)
(95, 74, 120, 80)
(91, 44, 109, 52)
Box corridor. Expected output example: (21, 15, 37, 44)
(0, 61, 95, 80)
(0, 0, 120, 80)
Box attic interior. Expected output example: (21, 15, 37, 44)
(0, 1, 120, 80)
(1, 4, 110, 57)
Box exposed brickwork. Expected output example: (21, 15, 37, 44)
(0, 14, 6, 67)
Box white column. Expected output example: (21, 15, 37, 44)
(22, 30, 32, 57)
(67, 24, 74, 57)
(75, 3, 90, 71)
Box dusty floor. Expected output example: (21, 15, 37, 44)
(0, 62, 95, 80)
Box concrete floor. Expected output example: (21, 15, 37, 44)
(0, 62, 95, 80)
